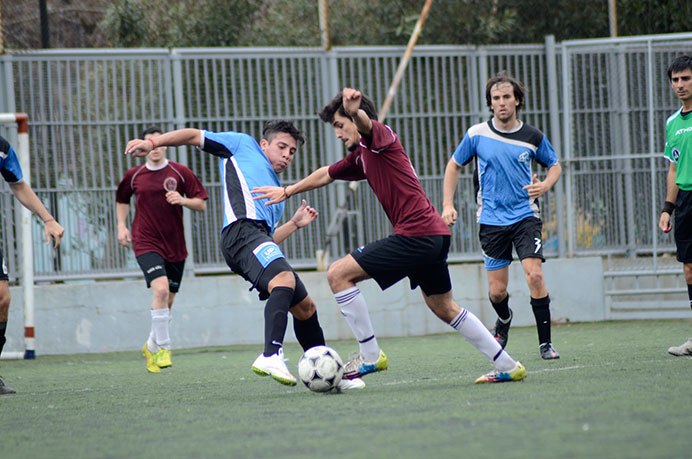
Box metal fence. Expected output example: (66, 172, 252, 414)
(0, 33, 690, 281)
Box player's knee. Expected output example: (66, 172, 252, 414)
(151, 281, 169, 303)
(290, 297, 316, 321)
(326, 260, 347, 290)
(526, 270, 545, 290)
(489, 291, 507, 304)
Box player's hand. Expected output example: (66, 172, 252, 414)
(252, 186, 287, 205)
(117, 226, 132, 248)
(290, 200, 318, 228)
(441, 206, 458, 227)
(342, 88, 362, 117)
(523, 174, 549, 198)
(659, 212, 672, 233)
(124, 138, 154, 157)
(165, 191, 185, 206)
(44, 220, 64, 249)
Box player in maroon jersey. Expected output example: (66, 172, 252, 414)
(116, 126, 208, 373)
(252, 88, 526, 384)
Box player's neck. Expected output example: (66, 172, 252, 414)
(146, 158, 168, 170)
(681, 100, 692, 113)
(492, 116, 521, 133)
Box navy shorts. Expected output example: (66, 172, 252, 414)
(675, 189, 692, 263)
(479, 216, 545, 271)
(221, 219, 308, 304)
(351, 234, 452, 296)
(136, 252, 185, 293)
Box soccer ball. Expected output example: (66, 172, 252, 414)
(298, 346, 344, 392)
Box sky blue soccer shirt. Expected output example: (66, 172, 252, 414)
(201, 131, 285, 233)
(452, 120, 558, 226)
(0, 135, 24, 184)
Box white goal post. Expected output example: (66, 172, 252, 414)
(0, 113, 36, 360)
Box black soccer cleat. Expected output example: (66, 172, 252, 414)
(492, 309, 513, 349)
(539, 342, 560, 360)
(0, 376, 16, 395)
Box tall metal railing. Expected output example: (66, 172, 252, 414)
(0, 33, 690, 281)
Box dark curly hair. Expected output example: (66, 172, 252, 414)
(485, 72, 527, 114)
(262, 120, 305, 146)
(319, 91, 378, 124)
(667, 55, 692, 80)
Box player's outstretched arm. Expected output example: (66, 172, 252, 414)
(124, 129, 202, 156)
(441, 158, 462, 226)
(273, 200, 318, 244)
(9, 181, 64, 248)
(252, 166, 334, 205)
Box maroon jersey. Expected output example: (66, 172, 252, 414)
(116, 160, 208, 261)
(328, 121, 450, 237)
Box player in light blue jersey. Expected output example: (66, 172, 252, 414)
(442, 72, 562, 360)
(125, 121, 364, 389)
(0, 135, 64, 394)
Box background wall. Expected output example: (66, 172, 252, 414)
(3, 257, 604, 355)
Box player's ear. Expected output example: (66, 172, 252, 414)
(259, 138, 269, 152)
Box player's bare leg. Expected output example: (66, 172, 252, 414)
(487, 267, 513, 348)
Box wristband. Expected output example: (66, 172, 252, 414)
(148, 137, 157, 149)
(43, 218, 55, 223)
(283, 186, 290, 199)
(662, 201, 675, 215)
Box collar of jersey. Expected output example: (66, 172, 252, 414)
(491, 118, 523, 134)
(145, 159, 169, 171)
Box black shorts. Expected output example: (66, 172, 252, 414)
(675, 189, 692, 263)
(136, 252, 185, 293)
(479, 216, 545, 271)
(221, 219, 307, 304)
(351, 234, 452, 296)
(0, 247, 8, 281)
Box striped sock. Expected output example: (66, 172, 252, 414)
(335, 287, 380, 362)
(450, 308, 516, 371)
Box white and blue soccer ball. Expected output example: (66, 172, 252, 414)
(298, 345, 344, 392)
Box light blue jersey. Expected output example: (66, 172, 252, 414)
(202, 131, 285, 233)
(452, 120, 558, 226)
(0, 135, 24, 184)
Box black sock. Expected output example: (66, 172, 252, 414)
(264, 287, 293, 356)
(531, 295, 551, 344)
(688, 284, 692, 309)
(491, 295, 511, 321)
(293, 311, 326, 351)
(0, 321, 6, 356)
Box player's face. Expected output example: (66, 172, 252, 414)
(671, 69, 692, 105)
(332, 113, 361, 151)
(490, 82, 519, 123)
(145, 133, 166, 164)
(261, 132, 298, 174)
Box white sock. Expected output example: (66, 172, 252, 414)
(450, 308, 516, 371)
(335, 287, 380, 362)
(151, 308, 171, 350)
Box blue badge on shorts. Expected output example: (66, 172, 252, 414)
(253, 241, 285, 268)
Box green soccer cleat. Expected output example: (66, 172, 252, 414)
(154, 348, 172, 368)
(251, 348, 297, 386)
(142, 342, 161, 374)
(343, 350, 388, 379)
(474, 361, 526, 384)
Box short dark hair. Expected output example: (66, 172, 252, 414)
(667, 55, 692, 80)
(141, 126, 163, 139)
(485, 72, 527, 113)
(262, 120, 305, 146)
(318, 91, 378, 124)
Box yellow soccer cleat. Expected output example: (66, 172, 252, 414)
(343, 350, 388, 379)
(474, 361, 526, 384)
(154, 348, 172, 368)
(142, 342, 161, 374)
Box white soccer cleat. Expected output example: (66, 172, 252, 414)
(668, 338, 692, 356)
(251, 348, 297, 386)
(336, 377, 365, 391)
